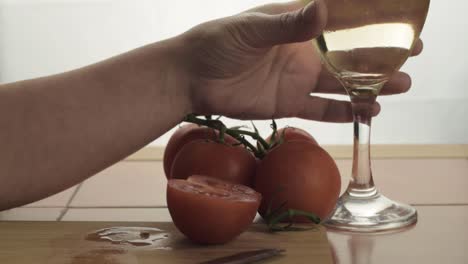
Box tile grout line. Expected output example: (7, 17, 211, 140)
(64, 204, 468, 209)
(67, 206, 169, 209)
(20, 204, 468, 210)
(56, 183, 83, 221)
(412, 203, 468, 207)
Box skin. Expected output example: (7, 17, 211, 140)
(0, 0, 423, 211)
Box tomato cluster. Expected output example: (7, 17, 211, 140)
(165, 124, 341, 244)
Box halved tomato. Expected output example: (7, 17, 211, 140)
(163, 124, 238, 178)
(167, 175, 261, 244)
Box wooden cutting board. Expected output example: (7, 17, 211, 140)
(0, 222, 333, 264)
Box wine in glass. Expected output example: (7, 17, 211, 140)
(312, 0, 431, 232)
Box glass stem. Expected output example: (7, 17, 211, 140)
(347, 94, 378, 198)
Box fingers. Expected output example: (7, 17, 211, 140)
(411, 39, 424, 56)
(290, 96, 380, 123)
(232, 0, 327, 48)
(244, 0, 305, 15)
(299, 97, 353, 123)
(246, 1, 424, 57)
(314, 69, 342, 94)
(315, 70, 412, 96)
(380, 72, 411, 95)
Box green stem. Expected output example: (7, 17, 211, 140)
(227, 131, 262, 158)
(236, 129, 270, 151)
(267, 209, 321, 232)
(184, 114, 264, 158)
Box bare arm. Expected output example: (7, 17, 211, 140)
(0, 37, 191, 210)
(0, 0, 420, 211)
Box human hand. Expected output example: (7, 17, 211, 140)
(181, 0, 423, 122)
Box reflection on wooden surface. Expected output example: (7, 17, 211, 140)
(327, 206, 468, 264)
(0, 222, 332, 264)
(0, 206, 466, 263)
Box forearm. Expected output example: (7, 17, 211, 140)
(0, 37, 191, 210)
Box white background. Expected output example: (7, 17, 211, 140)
(0, 0, 467, 145)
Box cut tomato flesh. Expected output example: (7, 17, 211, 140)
(167, 175, 261, 244)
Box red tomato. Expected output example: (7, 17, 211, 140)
(267, 127, 318, 145)
(167, 175, 261, 244)
(163, 124, 238, 178)
(171, 140, 256, 187)
(255, 141, 340, 222)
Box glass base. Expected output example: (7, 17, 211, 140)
(324, 191, 417, 233)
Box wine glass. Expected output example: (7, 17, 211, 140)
(312, 0, 430, 232)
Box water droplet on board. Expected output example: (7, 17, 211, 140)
(86, 227, 171, 249)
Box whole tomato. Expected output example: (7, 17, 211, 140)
(267, 127, 318, 145)
(170, 140, 256, 187)
(167, 175, 261, 244)
(163, 124, 238, 178)
(255, 141, 341, 222)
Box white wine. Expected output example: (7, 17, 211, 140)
(313, 0, 431, 233)
(313, 0, 430, 94)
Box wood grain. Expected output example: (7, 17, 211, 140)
(2, 206, 467, 263)
(0, 222, 332, 264)
(328, 206, 468, 264)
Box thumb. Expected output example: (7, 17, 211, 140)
(233, 0, 327, 48)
